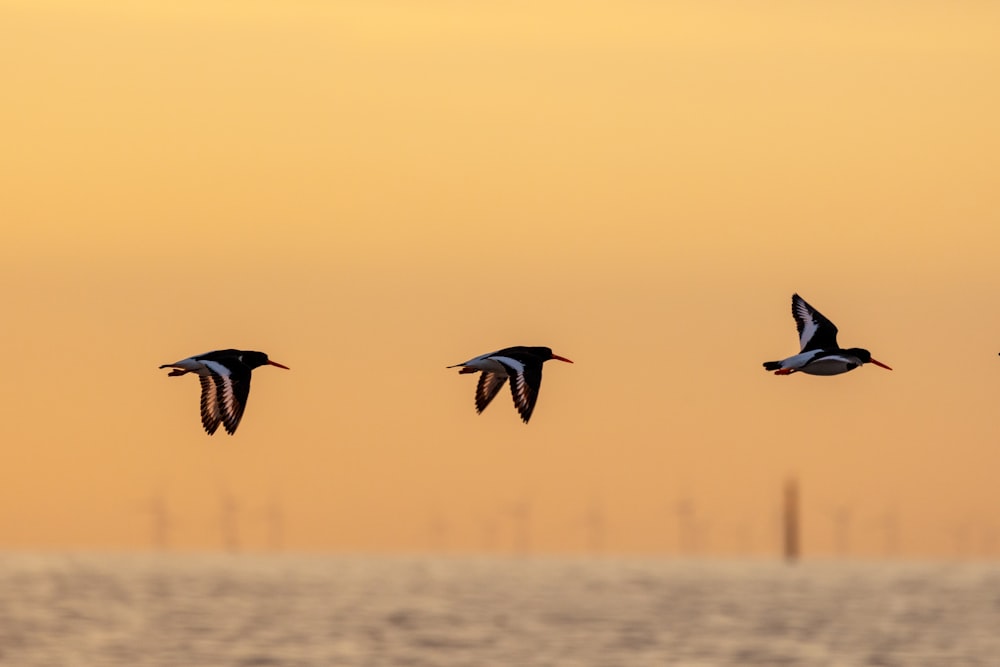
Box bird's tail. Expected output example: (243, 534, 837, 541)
(762, 361, 783, 371)
(159, 364, 189, 377)
(446, 363, 478, 374)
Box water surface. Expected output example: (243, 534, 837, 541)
(0, 553, 997, 666)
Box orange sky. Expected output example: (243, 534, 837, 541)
(2, 0, 1000, 558)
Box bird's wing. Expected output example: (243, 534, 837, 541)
(494, 355, 542, 424)
(198, 374, 223, 435)
(201, 359, 252, 435)
(222, 370, 252, 435)
(475, 371, 508, 414)
(793, 294, 839, 352)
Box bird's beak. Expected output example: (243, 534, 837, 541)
(551, 354, 574, 364)
(268, 360, 290, 370)
(870, 358, 892, 370)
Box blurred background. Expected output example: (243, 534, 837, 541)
(2, 0, 1000, 561)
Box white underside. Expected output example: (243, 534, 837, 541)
(777, 351, 861, 376)
(799, 356, 862, 376)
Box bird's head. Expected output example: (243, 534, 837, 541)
(852, 348, 892, 370)
(243, 351, 290, 370)
(533, 347, 574, 364)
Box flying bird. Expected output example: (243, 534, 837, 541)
(448, 346, 573, 423)
(763, 294, 892, 376)
(160, 349, 289, 435)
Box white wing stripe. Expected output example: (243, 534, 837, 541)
(169, 357, 207, 372)
(795, 300, 819, 351)
(490, 356, 525, 375)
(777, 351, 822, 370)
(200, 360, 233, 377)
(816, 354, 855, 364)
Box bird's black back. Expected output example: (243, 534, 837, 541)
(495, 346, 555, 362)
(199, 349, 271, 371)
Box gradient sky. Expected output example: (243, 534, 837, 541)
(2, 0, 1000, 557)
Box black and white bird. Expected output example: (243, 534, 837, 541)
(447, 346, 573, 423)
(160, 349, 289, 435)
(763, 294, 892, 376)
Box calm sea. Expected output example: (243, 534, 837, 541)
(0, 553, 997, 666)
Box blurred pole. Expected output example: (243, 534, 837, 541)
(219, 488, 240, 553)
(675, 497, 695, 557)
(881, 507, 900, 559)
(426, 509, 448, 553)
(266, 495, 284, 552)
(146, 491, 170, 551)
(481, 515, 498, 553)
(783, 477, 800, 564)
(510, 497, 532, 556)
(832, 506, 852, 559)
(585, 495, 606, 555)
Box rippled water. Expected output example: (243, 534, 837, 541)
(0, 553, 998, 666)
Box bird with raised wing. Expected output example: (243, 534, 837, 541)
(160, 349, 289, 435)
(763, 294, 892, 376)
(448, 346, 573, 423)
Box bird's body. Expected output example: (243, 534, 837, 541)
(447, 346, 573, 423)
(160, 349, 289, 435)
(763, 294, 891, 376)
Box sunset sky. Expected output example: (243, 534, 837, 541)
(2, 0, 1000, 558)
